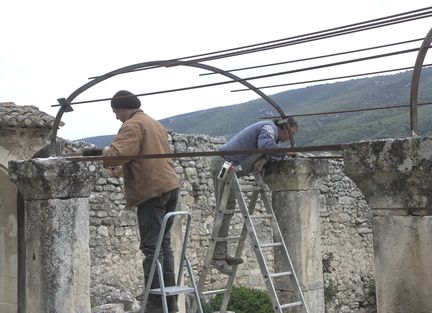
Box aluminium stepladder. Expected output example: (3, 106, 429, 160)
(195, 163, 309, 313)
(140, 211, 204, 313)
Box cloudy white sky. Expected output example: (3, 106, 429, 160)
(1, 0, 432, 140)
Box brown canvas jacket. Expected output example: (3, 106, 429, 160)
(103, 109, 180, 208)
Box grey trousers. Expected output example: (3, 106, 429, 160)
(210, 154, 261, 259)
(210, 156, 237, 259)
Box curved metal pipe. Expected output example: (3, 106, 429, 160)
(50, 60, 289, 155)
(410, 26, 432, 135)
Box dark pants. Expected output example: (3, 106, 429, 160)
(138, 188, 179, 313)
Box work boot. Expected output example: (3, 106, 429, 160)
(167, 297, 178, 313)
(225, 255, 244, 265)
(139, 296, 176, 313)
(141, 298, 164, 313)
(211, 259, 233, 275)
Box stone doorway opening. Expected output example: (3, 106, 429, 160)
(0, 166, 18, 313)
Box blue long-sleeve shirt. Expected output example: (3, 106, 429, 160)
(219, 121, 286, 166)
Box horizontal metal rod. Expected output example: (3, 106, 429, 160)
(52, 45, 428, 108)
(169, 11, 432, 67)
(88, 8, 432, 80)
(202, 38, 424, 77)
(62, 144, 342, 162)
(232, 63, 432, 92)
(261, 101, 432, 119)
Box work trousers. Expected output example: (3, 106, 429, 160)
(210, 154, 262, 259)
(138, 188, 179, 313)
(210, 156, 237, 259)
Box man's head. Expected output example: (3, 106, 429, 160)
(274, 116, 298, 143)
(111, 90, 141, 122)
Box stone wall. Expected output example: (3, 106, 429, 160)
(320, 160, 375, 313)
(0, 125, 52, 313)
(83, 134, 376, 312)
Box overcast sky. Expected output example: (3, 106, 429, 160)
(1, 0, 432, 140)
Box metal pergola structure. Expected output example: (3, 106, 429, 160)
(48, 9, 432, 160)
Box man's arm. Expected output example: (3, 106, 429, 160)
(257, 124, 286, 161)
(103, 123, 141, 168)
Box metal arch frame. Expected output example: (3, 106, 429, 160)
(410, 26, 432, 136)
(50, 60, 292, 156)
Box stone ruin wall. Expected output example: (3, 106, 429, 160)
(84, 133, 376, 312)
(319, 161, 375, 313)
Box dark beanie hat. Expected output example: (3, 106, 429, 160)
(111, 90, 141, 109)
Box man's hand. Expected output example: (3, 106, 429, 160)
(253, 157, 268, 172)
(108, 166, 123, 178)
(82, 147, 103, 156)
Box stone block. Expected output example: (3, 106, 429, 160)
(373, 215, 432, 313)
(26, 198, 91, 313)
(8, 158, 96, 200)
(343, 137, 432, 210)
(264, 158, 329, 191)
(273, 190, 324, 291)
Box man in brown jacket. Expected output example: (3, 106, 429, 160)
(103, 90, 181, 313)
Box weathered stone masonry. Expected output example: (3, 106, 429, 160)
(8, 103, 432, 313)
(0, 102, 64, 313)
(344, 137, 432, 313)
(3, 124, 376, 313)
(8, 159, 96, 313)
(87, 133, 376, 313)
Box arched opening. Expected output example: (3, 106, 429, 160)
(0, 165, 18, 313)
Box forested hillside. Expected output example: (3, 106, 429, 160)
(81, 68, 432, 147)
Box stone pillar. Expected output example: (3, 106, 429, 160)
(343, 137, 432, 313)
(8, 158, 96, 313)
(264, 158, 328, 313)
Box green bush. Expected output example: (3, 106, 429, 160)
(200, 298, 216, 313)
(187, 296, 214, 313)
(206, 286, 273, 313)
(324, 278, 337, 303)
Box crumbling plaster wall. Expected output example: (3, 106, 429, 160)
(0, 128, 51, 160)
(0, 168, 18, 313)
(0, 127, 51, 313)
(86, 133, 376, 313)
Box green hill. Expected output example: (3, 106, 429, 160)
(160, 69, 432, 146)
(81, 68, 432, 147)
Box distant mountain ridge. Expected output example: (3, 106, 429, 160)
(79, 135, 115, 149)
(80, 68, 432, 148)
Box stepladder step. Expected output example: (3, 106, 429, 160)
(148, 286, 196, 295)
(214, 235, 244, 242)
(202, 288, 227, 296)
(270, 271, 293, 278)
(260, 242, 282, 248)
(280, 301, 304, 309)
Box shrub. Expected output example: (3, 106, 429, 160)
(206, 286, 273, 313)
(324, 278, 338, 303)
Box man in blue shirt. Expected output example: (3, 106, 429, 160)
(210, 117, 298, 275)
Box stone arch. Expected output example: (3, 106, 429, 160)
(0, 145, 18, 313)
